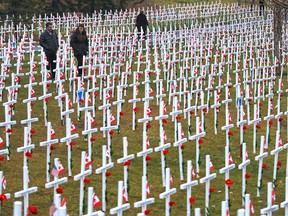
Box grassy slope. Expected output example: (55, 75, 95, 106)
(0, 2, 287, 216)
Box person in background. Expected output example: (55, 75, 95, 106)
(259, 0, 264, 16)
(70, 24, 89, 77)
(40, 22, 59, 79)
(136, 11, 148, 40)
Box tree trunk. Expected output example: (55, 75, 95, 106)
(273, 1, 282, 74)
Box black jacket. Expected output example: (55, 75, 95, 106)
(70, 32, 89, 56)
(39, 30, 59, 53)
(136, 13, 148, 31)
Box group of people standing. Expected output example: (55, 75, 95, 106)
(39, 12, 149, 79)
(40, 1, 265, 78)
(40, 22, 89, 79)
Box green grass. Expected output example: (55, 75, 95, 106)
(0, 2, 287, 216)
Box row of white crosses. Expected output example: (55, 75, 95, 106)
(0, 2, 286, 216)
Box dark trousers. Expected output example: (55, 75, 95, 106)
(45, 51, 57, 78)
(137, 26, 147, 40)
(75, 54, 84, 75)
(259, 4, 264, 16)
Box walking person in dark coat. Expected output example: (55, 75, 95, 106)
(70, 24, 89, 77)
(136, 11, 148, 40)
(40, 22, 59, 79)
(259, 0, 264, 16)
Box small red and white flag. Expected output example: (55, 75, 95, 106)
(191, 167, 195, 179)
(177, 101, 181, 110)
(58, 163, 65, 175)
(14, 75, 19, 83)
(228, 153, 233, 165)
(31, 73, 35, 82)
(122, 187, 128, 203)
(209, 159, 214, 171)
(50, 128, 56, 137)
(228, 113, 232, 123)
(106, 93, 110, 101)
(85, 154, 92, 167)
(245, 151, 249, 160)
(146, 181, 150, 196)
(136, 86, 139, 95)
(106, 149, 110, 159)
(90, 116, 95, 125)
(149, 87, 154, 95)
(181, 128, 185, 138)
(278, 136, 283, 147)
(2, 176, 7, 190)
(170, 174, 173, 185)
(146, 137, 150, 148)
(199, 121, 203, 133)
(93, 193, 101, 208)
(61, 198, 67, 207)
(68, 99, 73, 108)
(0, 137, 4, 147)
(70, 122, 76, 133)
(110, 113, 116, 125)
(250, 200, 254, 216)
(147, 107, 152, 116)
(31, 88, 36, 97)
(272, 188, 276, 203)
(263, 138, 268, 150)
(88, 95, 92, 105)
(163, 103, 167, 114)
(163, 131, 167, 143)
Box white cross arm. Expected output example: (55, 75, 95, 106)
(113, 99, 125, 105)
(3, 100, 16, 106)
(159, 188, 177, 199)
(248, 118, 261, 125)
(117, 154, 135, 164)
(271, 146, 284, 155)
(281, 200, 288, 208)
(255, 152, 268, 161)
(0, 149, 8, 155)
(180, 180, 198, 190)
(137, 148, 153, 157)
(154, 143, 171, 152)
(110, 203, 130, 215)
(98, 104, 111, 110)
(23, 97, 37, 104)
(45, 177, 68, 188)
(189, 132, 206, 140)
(138, 117, 153, 123)
(39, 139, 59, 147)
(100, 126, 118, 132)
(134, 198, 155, 208)
(74, 170, 92, 181)
(128, 98, 141, 103)
(0, 120, 17, 126)
(60, 134, 79, 143)
(155, 115, 169, 121)
(221, 124, 234, 130)
(14, 187, 38, 197)
(275, 112, 283, 119)
(260, 205, 279, 214)
(238, 160, 251, 169)
(21, 118, 38, 124)
(61, 109, 74, 116)
(17, 144, 35, 152)
(38, 93, 52, 100)
(82, 128, 98, 135)
(200, 173, 217, 184)
(219, 164, 235, 174)
(174, 138, 187, 147)
(83, 211, 105, 216)
(95, 163, 114, 174)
